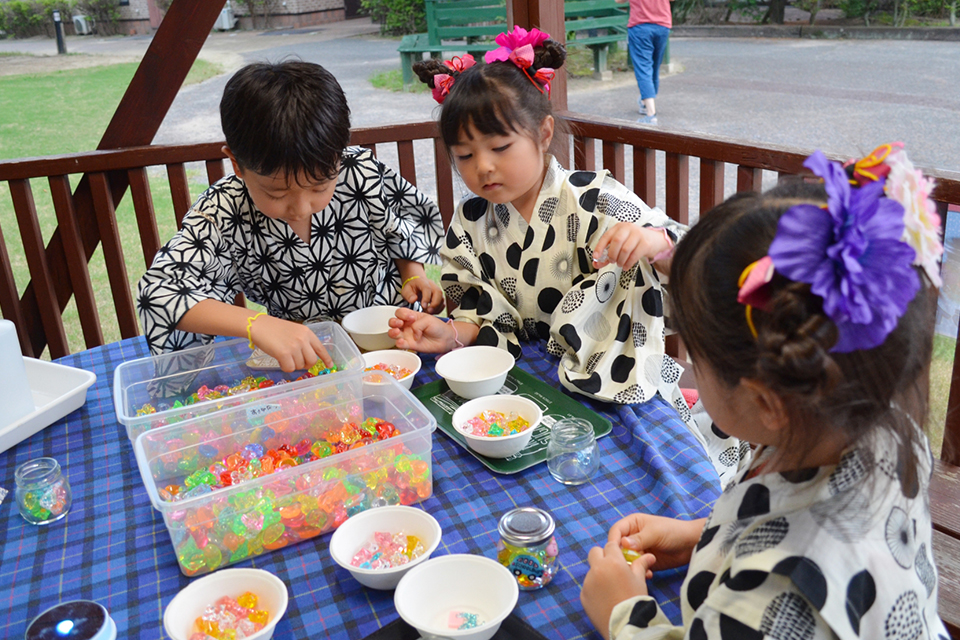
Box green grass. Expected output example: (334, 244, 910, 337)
(566, 43, 632, 77)
(370, 68, 429, 93)
(0, 59, 224, 357)
(928, 333, 955, 457)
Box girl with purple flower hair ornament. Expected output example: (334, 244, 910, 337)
(582, 143, 949, 640)
(389, 26, 743, 484)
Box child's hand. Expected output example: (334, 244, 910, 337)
(608, 514, 705, 572)
(249, 315, 334, 373)
(581, 539, 655, 640)
(388, 308, 456, 352)
(593, 223, 671, 270)
(403, 276, 445, 315)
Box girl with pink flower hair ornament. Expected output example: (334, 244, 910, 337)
(582, 145, 948, 640)
(391, 26, 745, 486)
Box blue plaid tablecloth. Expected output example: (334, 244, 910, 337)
(0, 338, 720, 639)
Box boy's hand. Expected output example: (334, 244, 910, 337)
(387, 308, 455, 352)
(608, 514, 705, 572)
(593, 224, 671, 270)
(581, 539, 655, 640)
(403, 277, 445, 315)
(248, 315, 333, 373)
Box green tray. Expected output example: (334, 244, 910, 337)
(412, 367, 612, 474)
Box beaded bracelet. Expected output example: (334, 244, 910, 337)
(401, 275, 420, 291)
(246, 312, 266, 349)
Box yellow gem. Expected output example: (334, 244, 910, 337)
(622, 548, 642, 564)
(237, 591, 258, 609)
(248, 610, 270, 625)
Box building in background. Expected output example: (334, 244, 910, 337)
(114, 0, 353, 35)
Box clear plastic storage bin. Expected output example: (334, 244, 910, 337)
(114, 322, 363, 445)
(134, 373, 437, 576)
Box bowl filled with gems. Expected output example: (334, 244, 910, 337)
(394, 554, 519, 640)
(163, 567, 288, 640)
(329, 504, 442, 590)
(451, 395, 542, 459)
(361, 350, 421, 391)
(134, 375, 437, 576)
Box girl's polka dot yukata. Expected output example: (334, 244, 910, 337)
(138, 147, 443, 355)
(442, 156, 744, 485)
(609, 430, 949, 640)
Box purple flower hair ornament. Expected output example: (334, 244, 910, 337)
(767, 151, 920, 353)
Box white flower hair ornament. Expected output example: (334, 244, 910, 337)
(847, 142, 944, 287)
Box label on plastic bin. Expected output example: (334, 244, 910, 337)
(247, 403, 281, 420)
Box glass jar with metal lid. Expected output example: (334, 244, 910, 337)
(496, 507, 559, 590)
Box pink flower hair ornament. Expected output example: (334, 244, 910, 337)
(430, 54, 476, 104)
(484, 26, 555, 97)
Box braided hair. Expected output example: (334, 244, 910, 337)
(413, 40, 567, 149)
(670, 180, 935, 493)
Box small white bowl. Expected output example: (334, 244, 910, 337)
(395, 554, 519, 640)
(163, 568, 288, 640)
(362, 349, 421, 391)
(435, 346, 514, 399)
(329, 505, 442, 590)
(452, 395, 541, 458)
(342, 306, 400, 351)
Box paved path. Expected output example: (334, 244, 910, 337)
(2, 21, 957, 175)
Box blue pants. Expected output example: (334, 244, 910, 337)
(628, 23, 670, 100)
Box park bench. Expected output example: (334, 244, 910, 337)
(398, 0, 632, 87)
(2, 117, 959, 637)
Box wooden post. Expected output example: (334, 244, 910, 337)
(508, 0, 569, 166)
(11, 0, 225, 356)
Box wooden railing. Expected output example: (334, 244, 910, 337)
(2, 114, 960, 635)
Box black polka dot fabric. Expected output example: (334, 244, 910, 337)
(607, 432, 948, 640)
(138, 147, 443, 354)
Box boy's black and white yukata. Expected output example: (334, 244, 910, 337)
(441, 156, 744, 485)
(137, 147, 443, 355)
(609, 431, 949, 639)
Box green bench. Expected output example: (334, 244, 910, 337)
(398, 0, 630, 88)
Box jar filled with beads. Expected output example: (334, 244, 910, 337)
(15, 457, 72, 525)
(496, 507, 558, 590)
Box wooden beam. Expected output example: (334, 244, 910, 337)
(12, 0, 225, 356)
(508, 0, 568, 165)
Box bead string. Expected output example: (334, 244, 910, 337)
(246, 312, 266, 349)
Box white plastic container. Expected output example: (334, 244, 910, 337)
(342, 305, 400, 351)
(452, 395, 541, 459)
(435, 346, 515, 399)
(134, 374, 437, 576)
(114, 321, 363, 445)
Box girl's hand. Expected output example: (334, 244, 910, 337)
(607, 514, 706, 572)
(248, 315, 334, 373)
(593, 223, 671, 270)
(403, 276, 445, 315)
(581, 539, 656, 640)
(387, 308, 456, 352)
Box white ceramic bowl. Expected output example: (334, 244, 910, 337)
(329, 505, 442, 590)
(452, 395, 542, 458)
(342, 306, 400, 351)
(362, 349, 421, 391)
(435, 346, 515, 399)
(395, 554, 519, 640)
(163, 568, 288, 640)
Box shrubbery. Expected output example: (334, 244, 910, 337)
(0, 0, 119, 38)
(361, 0, 426, 35)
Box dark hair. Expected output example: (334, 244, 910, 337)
(220, 61, 351, 184)
(413, 41, 567, 151)
(670, 180, 935, 492)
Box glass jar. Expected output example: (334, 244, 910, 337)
(546, 418, 599, 485)
(15, 457, 72, 525)
(496, 507, 559, 590)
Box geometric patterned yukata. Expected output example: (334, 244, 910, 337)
(441, 156, 744, 485)
(137, 147, 443, 355)
(609, 429, 950, 640)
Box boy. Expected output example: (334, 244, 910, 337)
(137, 61, 444, 371)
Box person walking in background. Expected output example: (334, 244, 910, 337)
(618, 0, 673, 124)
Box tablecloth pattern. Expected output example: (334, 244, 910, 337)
(0, 338, 720, 639)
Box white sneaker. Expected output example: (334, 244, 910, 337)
(637, 114, 658, 125)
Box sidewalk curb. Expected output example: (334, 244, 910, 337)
(672, 24, 960, 40)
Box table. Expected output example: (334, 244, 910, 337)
(0, 338, 720, 639)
